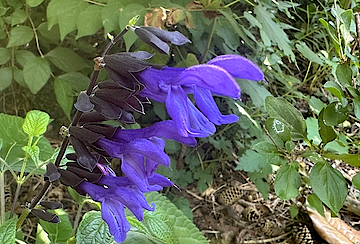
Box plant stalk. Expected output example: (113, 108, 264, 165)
(201, 17, 217, 64)
(9, 182, 22, 218)
(0, 172, 5, 224)
(72, 202, 84, 236)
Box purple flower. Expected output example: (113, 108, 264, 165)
(69, 122, 180, 192)
(94, 133, 173, 192)
(134, 54, 264, 138)
(77, 176, 156, 243)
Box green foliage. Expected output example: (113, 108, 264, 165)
(0, 216, 17, 244)
(75, 192, 207, 244)
(310, 161, 347, 213)
(39, 209, 72, 243)
(76, 211, 114, 244)
(274, 162, 301, 200)
(22, 110, 50, 137)
(0, 113, 54, 173)
(142, 192, 208, 244)
(23, 57, 51, 94)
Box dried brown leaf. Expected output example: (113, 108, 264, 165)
(307, 206, 360, 243)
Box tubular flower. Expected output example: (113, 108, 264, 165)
(133, 54, 264, 138)
(60, 158, 172, 243)
(78, 176, 156, 243)
(68, 121, 184, 192)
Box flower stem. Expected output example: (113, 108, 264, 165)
(9, 182, 22, 218)
(0, 172, 5, 224)
(102, 28, 129, 57)
(72, 202, 84, 236)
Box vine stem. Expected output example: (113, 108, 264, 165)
(27, 7, 44, 58)
(17, 28, 129, 229)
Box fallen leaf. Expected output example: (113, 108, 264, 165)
(307, 206, 360, 243)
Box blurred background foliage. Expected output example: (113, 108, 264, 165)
(2, 0, 360, 217)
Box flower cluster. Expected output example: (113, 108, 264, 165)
(55, 26, 264, 243)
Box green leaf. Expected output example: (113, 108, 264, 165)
(323, 81, 343, 102)
(265, 96, 307, 140)
(253, 141, 277, 154)
(142, 192, 208, 244)
(265, 117, 291, 148)
(36, 223, 51, 244)
(37, 22, 60, 44)
(0, 113, 54, 173)
(254, 4, 294, 60)
(352, 172, 360, 191)
(354, 99, 360, 121)
(13, 66, 26, 87)
(274, 162, 301, 200)
(39, 209, 72, 243)
(324, 153, 360, 167)
(0, 67, 13, 92)
(323, 102, 348, 126)
(308, 96, 325, 115)
(22, 145, 40, 166)
(143, 209, 179, 244)
(0, 47, 10, 65)
(22, 110, 50, 137)
(153, 101, 167, 121)
(47, 0, 88, 40)
(309, 161, 347, 213)
(295, 42, 324, 65)
(335, 64, 352, 87)
(238, 80, 272, 108)
(76, 211, 114, 244)
(15, 50, 35, 67)
(58, 72, 90, 92)
(289, 205, 299, 219)
(318, 108, 336, 145)
(45, 47, 88, 72)
(319, 18, 341, 57)
(218, 9, 255, 51)
(23, 57, 51, 94)
(306, 117, 321, 145)
(0, 216, 17, 244)
(236, 149, 271, 173)
(307, 194, 325, 217)
(26, 0, 44, 7)
(175, 53, 199, 68)
(285, 141, 295, 153)
(76, 5, 103, 39)
(7, 9, 27, 26)
(101, 0, 125, 35)
(248, 171, 271, 200)
(7, 25, 34, 47)
(340, 11, 354, 46)
(68, 187, 87, 205)
(54, 78, 73, 120)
